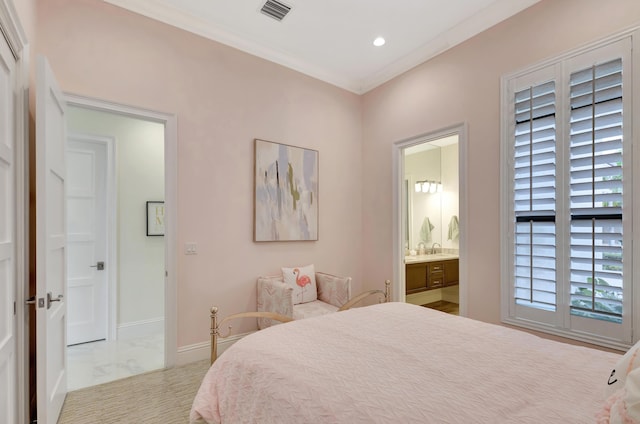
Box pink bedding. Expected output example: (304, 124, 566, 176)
(190, 302, 620, 423)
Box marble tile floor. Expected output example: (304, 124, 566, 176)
(66, 332, 165, 392)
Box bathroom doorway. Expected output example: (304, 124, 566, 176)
(393, 124, 467, 316)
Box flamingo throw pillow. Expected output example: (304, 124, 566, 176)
(282, 264, 317, 304)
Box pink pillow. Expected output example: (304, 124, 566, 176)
(282, 265, 317, 304)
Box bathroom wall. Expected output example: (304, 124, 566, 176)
(441, 143, 459, 250)
(405, 147, 440, 251)
(66, 106, 165, 336)
(405, 141, 459, 253)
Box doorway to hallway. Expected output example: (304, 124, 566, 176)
(65, 104, 166, 391)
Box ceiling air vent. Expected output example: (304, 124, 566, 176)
(260, 0, 292, 22)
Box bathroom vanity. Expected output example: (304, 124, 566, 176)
(405, 255, 459, 294)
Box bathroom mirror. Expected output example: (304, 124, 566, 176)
(404, 136, 459, 254)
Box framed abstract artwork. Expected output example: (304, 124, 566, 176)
(146, 201, 165, 236)
(254, 139, 318, 241)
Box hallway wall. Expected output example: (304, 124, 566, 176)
(67, 106, 165, 335)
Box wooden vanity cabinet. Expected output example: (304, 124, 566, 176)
(406, 263, 427, 293)
(444, 260, 459, 287)
(405, 259, 459, 294)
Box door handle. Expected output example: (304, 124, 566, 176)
(47, 292, 63, 309)
(90, 261, 105, 271)
(26, 296, 45, 308)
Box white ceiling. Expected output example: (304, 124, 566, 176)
(104, 0, 540, 94)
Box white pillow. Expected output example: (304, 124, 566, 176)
(282, 264, 317, 305)
(601, 367, 640, 423)
(606, 340, 640, 396)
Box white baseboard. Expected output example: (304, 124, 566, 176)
(117, 317, 164, 340)
(176, 331, 253, 366)
(176, 341, 210, 366)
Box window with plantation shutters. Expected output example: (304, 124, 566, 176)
(501, 34, 636, 349)
(513, 81, 557, 312)
(569, 59, 623, 324)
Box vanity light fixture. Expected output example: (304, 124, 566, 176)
(415, 180, 443, 193)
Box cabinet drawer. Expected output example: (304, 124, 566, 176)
(429, 263, 444, 273)
(427, 270, 444, 289)
(429, 278, 444, 288)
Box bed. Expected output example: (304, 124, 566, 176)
(190, 301, 628, 424)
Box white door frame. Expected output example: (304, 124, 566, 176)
(392, 123, 469, 316)
(66, 133, 116, 343)
(64, 93, 178, 367)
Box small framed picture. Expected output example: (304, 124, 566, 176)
(146, 201, 165, 236)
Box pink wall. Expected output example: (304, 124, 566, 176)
(28, 0, 640, 350)
(35, 0, 363, 347)
(361, 0, 640, 325)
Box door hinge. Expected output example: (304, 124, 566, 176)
(13, 301, 16, 315)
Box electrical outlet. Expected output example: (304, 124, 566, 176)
(185, 242, 197, 255)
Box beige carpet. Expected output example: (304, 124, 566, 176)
(58, 359, 210, 423)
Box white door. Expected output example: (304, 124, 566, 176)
(66, 136, 108, 345)
(0, 26, 17, 424)
(35, 55, 67, 424)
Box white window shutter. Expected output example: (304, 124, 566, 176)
(512, 82, 557, 315)
(569, 59, 624, 324)
(501, 34, 635, 348)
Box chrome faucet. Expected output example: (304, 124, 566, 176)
(431, 243, 441, 254)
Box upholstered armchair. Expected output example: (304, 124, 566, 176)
(257, 271, 352, 329)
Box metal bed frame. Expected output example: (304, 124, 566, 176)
(209, 280, 392, 364)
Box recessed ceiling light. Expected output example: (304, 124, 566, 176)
(373, 37, 386, 47)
